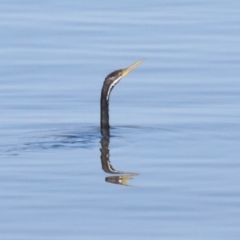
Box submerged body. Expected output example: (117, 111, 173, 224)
(100, 59, 144, 137)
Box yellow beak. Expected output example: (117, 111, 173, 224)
(121, 59, 144, 78)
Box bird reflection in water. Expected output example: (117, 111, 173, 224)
(99, 60, 143, 186)
(100, 137, 138, 186)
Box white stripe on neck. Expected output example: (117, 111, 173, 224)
(106, 76, 122, 101)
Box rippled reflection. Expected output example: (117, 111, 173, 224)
(100, 137, 138, 186)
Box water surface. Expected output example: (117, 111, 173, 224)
(1, 0, 240, 239)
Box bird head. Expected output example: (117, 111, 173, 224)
(103, 59, 144, 101)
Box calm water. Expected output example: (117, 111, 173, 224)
(1, 0, 240, 239)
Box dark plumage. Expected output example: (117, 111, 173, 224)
(100, 59, 144, 137)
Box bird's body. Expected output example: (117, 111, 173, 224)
(100, 59, 144, 137)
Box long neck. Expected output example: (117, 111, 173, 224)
(100, 74, 121, 137)
(101, 86, 110, 137)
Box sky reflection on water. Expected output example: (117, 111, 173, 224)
(1, 0, 240, 239)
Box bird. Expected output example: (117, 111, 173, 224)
(100, 59, 144, 137)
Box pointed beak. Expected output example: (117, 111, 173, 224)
(121, 59, 144, 78)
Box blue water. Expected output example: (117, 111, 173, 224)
(1, 1, 240, 239)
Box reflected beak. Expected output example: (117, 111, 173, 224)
(121, 59, 144, 78)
